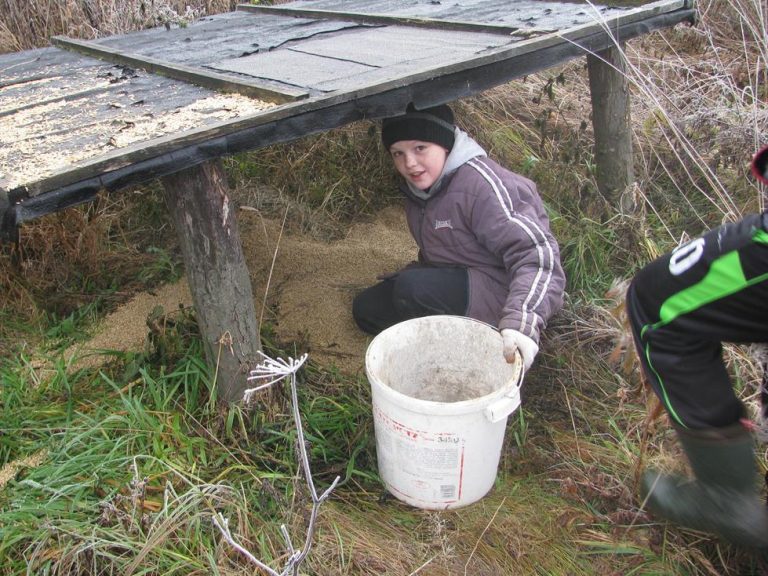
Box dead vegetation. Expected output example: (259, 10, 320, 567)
(0, 0, 237, 53)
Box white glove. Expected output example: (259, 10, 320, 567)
(501, 329, 539, 371)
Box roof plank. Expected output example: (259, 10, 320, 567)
(51, 35, 308, 103)
(238, 3, 539, 35)
(210, 25, 512, 92)
(82, 10, 370, 67)
(246, 0, 680, 32)
(0, 49, 278, 194)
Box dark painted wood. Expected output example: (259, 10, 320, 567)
(210, 25, 511, 92)
(0, 47, 102, 92)
(87, 10, 367, 67)
(239, 3, 535, 35)
(260, 0, 684, 31)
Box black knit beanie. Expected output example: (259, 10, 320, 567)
(381, 103, 455, 151)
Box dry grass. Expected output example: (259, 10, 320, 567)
(0, 0, 237, 53)
(227, 121, 401, 242)
(0, 184, 180, 357)
(626, 0, 767, 226)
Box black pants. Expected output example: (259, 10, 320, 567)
(626, 212, 768, 429)
(352, 266, 469, 335)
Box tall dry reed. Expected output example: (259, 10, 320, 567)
(625, 0, 767, 229)
(0, 0, 236, 53)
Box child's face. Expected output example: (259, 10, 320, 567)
(389, 140, 448, 190)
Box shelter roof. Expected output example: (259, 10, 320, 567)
(0, 0, 695, 240)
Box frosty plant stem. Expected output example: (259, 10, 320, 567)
(213, 352, 341, 576)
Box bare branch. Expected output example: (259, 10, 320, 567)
(214, 351, 340, 576)
(211, 513, 279, 576)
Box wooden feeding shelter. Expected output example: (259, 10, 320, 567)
(0, 0, 696, 402)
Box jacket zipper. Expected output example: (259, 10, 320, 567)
(417, 205, 429, 263)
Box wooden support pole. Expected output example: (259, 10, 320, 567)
(587, 44, 634, 216)
(161, 160, 261, 404)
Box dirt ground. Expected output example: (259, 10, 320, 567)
(64, 204, 417, 376)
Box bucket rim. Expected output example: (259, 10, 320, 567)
(365, 315, 523, 415)
(368, 366, 521, 416)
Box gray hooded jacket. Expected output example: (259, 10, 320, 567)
(401, 128, 565, 342)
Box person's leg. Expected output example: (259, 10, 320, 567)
(626, 212, 768, 546)
(352, 280, 398, 335)
(352, 266, 468, 335)
(640, 420, 768, 548)
(392, 266, 468, 320)
(627, 213, 768, 429)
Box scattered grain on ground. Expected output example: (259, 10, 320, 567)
(0, 450, 47, 491)
(63, 280, 192, 369)
(242, 204, 417, 374)
(63, 205, 416, 375)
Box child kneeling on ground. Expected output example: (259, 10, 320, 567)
(352, 102, 566, 370)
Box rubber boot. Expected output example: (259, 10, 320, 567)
(641, 422, 768, 548)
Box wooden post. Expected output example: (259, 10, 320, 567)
(587, 45, 634, 216)
(160, 160, 261, 404)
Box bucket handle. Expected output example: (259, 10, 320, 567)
(484, 358, 525, 423)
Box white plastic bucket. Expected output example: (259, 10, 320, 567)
(365, 315, 523, 510)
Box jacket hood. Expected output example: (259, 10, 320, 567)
(405, 128, 487, 201)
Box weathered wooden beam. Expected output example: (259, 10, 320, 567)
(0, 191, 13, 243)
(51, 35, 308, 104)
(587, 44, 634, 216)
(237, 3, 551, 37)
(0, 84, 115, 118)
(160, 159, 260, 404)
(0, 73, 60, 89)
